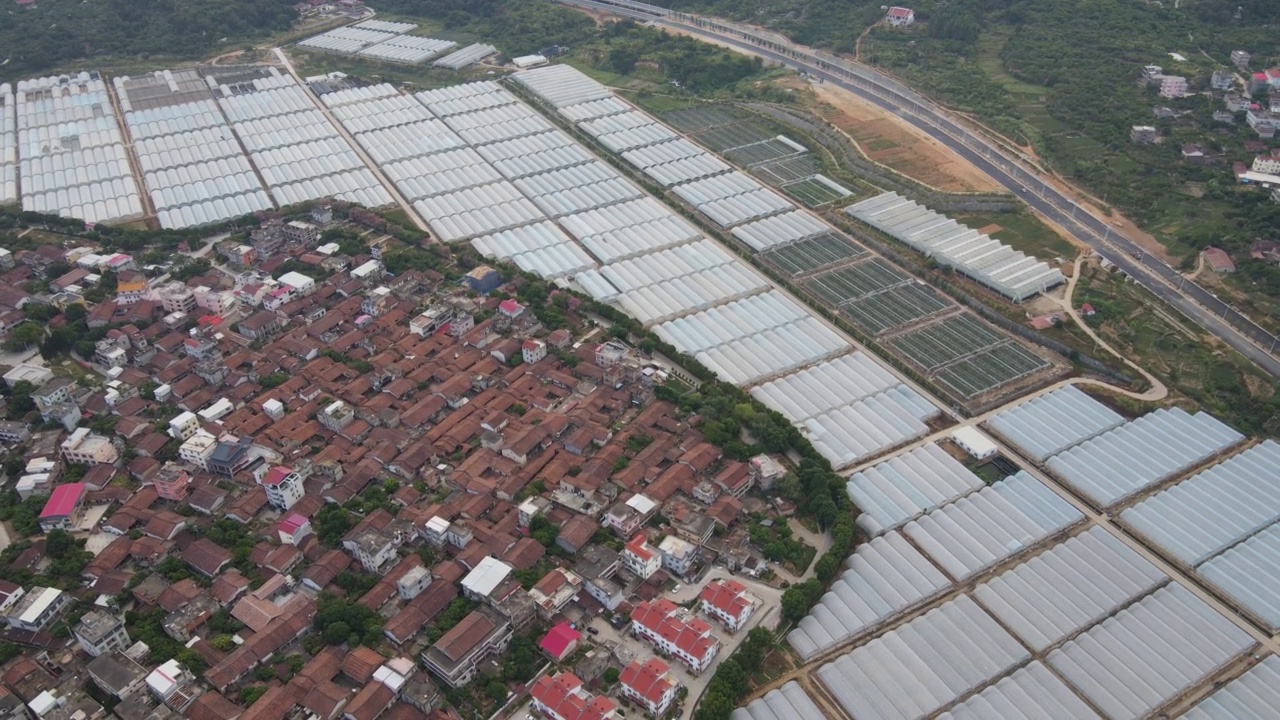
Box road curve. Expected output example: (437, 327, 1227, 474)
(549, 0, 1280, 377)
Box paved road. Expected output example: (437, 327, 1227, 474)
(549, 0, 1280, 377)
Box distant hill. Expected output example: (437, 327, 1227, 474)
(0, 0, 298, 79)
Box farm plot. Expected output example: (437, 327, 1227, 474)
(805, 259, 907, 305)
(887, 315, 1004, 373)
(763, 233, 866, 276)
(755, 155, 822, 184)
(726, 138, 803, 167)
(690, 122, 776, 152)
(663, 106, 740, 133)
(935, 342, 1050, 399)
(784, 175, 851, 207)
(843, 283, 955, 336)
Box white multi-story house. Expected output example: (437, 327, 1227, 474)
(620, 658, 678, 718)
(630, 599, 719, 674)
(7, 587, 71, 632)
(168, 411, 200, 441)
(347, 528, 399, 574)
(623, 534, 661, 580)
(61, 428, 119, 465)
(74, 610, 130, 657)
(397, 566, 434, 601)
(699, 579, 757, 633)
(258, 466, 304, 511)
(659, 535, 698, 576)
(179, 431, 218, 471)
(521, 339, 547, 365)
(1252, 155, 1280, 175)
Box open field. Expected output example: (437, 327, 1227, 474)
(663, 105, 741, 133)
(934, 342, 1051, 399)
(755, 155, 822, 184)
(955, 210, 1079, 261)
(690, 122, 777, 152)
(810, 83, 1001, 193)
(726, 138, 802, 167)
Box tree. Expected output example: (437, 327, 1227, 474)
(323, 621, 351, 646)
(485, 680, 509, 704)
(602, 667, 620, 688)
(3, 322, 42, 351)
(529, 515, 559, 548)
(45, 529, 73, 559)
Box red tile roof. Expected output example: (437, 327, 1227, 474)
(538, 623, 581, 661)
(699, 579, 751, 618)
(631, 598, 717, 661)
(530, 673, 617, 720)
(619, 657, 675, 707)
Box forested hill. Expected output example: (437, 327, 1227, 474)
(0, 0, 298, 78)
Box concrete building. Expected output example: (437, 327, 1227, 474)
(74, 610, 130, 657)
(167, 411, 200, 441)
(283, 220, 319, 247)
(421, 606, 513, 688)
(659, 535, 698, 576)
(158, 282, 197, 315)
(517, 496, 551, 530)
(178, 431, 218, 471)
(151, 463, 192, 502)
(521, 339, 546, 365)
(460, 556, 514, 602)
(348, 528, 398, 574)
(6, 586, 71, 632)
(623, 534, 661, 580)
(87, 651, 148, 699)
(61, 428, 118, 465)
(1131, 125, 1158, 144)
(259, 466, 304, 511)
(278, 513, 312, 545)
(410, 305, 453, 337)
(397, 566, 434, 601)
(319, 400, 355, 431)
(115, 271, 148, 305)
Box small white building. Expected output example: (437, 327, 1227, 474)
(952, 426, 998, 460)
(886, 6, 915, 26)
(179, 431, 218, 471)
(521, 339, 547, 365)
(461, 556, 514, 601)
(351, 259, 383, 281)
(278, 270, 317, 296)
(61, 428, 120, 465)
(198, 398, 234, 423)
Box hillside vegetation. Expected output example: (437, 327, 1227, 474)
(0, 0, 298, 78)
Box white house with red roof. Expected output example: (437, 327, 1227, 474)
(886, 6, 915, 26)
(699, 579, 757, 633)
(278, 513, 312, 545)
(538, 622, 582, 663)
(623, 534, 661, 580)
(620, 657, 678, 717)
(522, 339, 547, 364)
(630, 598, 720, 674)
(39, 482, 87, 532)
(258, 466, 304, 511)
(530, 672, 618, 720)
(498, 299, 525, 319)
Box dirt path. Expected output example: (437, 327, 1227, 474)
(1053, 255, 1168, 402)
(809, 83, 1003, 193)
(1186, 252, 1205, 281)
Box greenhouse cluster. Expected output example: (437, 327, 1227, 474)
(15, 73, 142, 225)
(433, 44, 500, 70)
(846, 192, 1065, 302)
(218, 74, 392, 208)
(0, 84, 13, 205)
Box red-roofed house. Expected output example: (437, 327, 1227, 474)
(886, 6, 914, 26)
(278, 513, 312, 545)
(539, 622, 581, 663)
(1202, 247, 1237, 273)
(630, 599, 719, 674)
(530, 672, 617, 720)
(620, 657, 678, 718)
(622, 534, 660, 580)
(698, 579, 757, 633)
(40, 482, 87, 532)
(498, 299, 524, 318)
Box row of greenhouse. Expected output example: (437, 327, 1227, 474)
(15, 73, 143, 224)
(1, 85, 16, 204)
